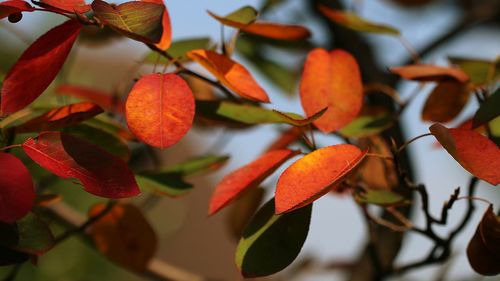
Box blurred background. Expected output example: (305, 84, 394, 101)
(0, 0, 499, 280)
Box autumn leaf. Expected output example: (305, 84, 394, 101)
(275, 144, 367, 214)
(56, 84, 125, 113)
(36, 0, 91, 14)
(449, 56, 500, 85)
(0, 152, 35, 223)
(355, 189, 406, 206)
(125, 73, 195, 149)
(389, 64, 469, 83)
(0, 20, 82, 115)
(318, 5, 400, 36)
(429, 123, 500, 185)
(0, 213, 54, 255)
(340, 106, 394, 138)
(0, 0, 34, 20)
(187, 49, 270, 102)
(467, 205, 500, 276)
(236, 198, 311, 277)
(208, 6, 258, 26)
(141, 0, 171, 50)
(422, 81, 470, 123)
(23, 132, 140, 198)
(143, 37, 213, 64)
(300, 48, 363, 133)
(209, 149, 299, 215)
(15, 102, 104, 133)
(91, 0, 164, 44)
(88, 203, 157, 273)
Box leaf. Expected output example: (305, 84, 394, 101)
(389, 64, 469, 83)
(186, 49, 270, 102)
(0, 20, 82, 115)
(340, 111, 393, 138)
(466, 205, 500, 276)
(318, 5, 400, 35)
(84, 115, 135, 141)
(160, 154, 229, 175)
(429, 123, 500, 185)
(34, 193, 62, 207)
(91, 0, 164, 44)
(265, 127, 303, 152)
(355, 189, 406, 206)
(422, 81, 470, 123)
(141, 0, 171, 50)
(88, 203, 157, 272)
(36, 0, 90, 13)
(449, 56, 500, 85)
(214, 101, 327, 126)
(300, 48, 363, 133)
(23, 132, 140, 198)
(227, 187, 265, 239)
(63, 124, 130, 161)
(0, 0, 34, 19)
(473, 88, 500, 128)
(56, 84, 125, 113)
(0, 152, 35, 223)
(143, 37, 213, 64)
(0, 213, 54, 255)
(125, 73, 195, 149)
(236, 198, 311, 277)
(209, 149, 299, 215)
(15, 102, 104, 133)
(275, 144, 367, 214)
(208, 6, 258, 26)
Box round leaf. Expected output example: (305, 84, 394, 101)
(422, 81, 470, 123)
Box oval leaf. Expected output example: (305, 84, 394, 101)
(91, 0, 164, 44)
(88, 203, 157, 273)
(0, 20, 82, 115)
(125, 73, 195, 149)
(208, 6, 258, 26)
(473, 88, 500, 128)
(0, 0, 34, 19)
(422, 81, 470, 123)
(449, 56, 500, 85)
(275, 144, 367, 214)
(141, 0, 171, 50)
(15, 102, 104, 133)
(186, 49, 270, 103)
(23, 132, 140, 198)
(236, 198, 311, 277)
(467, 205, 500, 276)
(430, 123, 500, 185)
(36, 0, 90, 13)
(0, 152, 35, 223)
(143, 37, 213, 64)
(209, 149, 299, 215)
(240, 22, 311, 41)
(0, 213, 54, 255)
(318, 5, 400, 35)
(56, 84, 125, 113)
(389, 64, 469, 83)
(300, 48, 363, 133)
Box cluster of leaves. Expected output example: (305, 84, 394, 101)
(0, 0, 499, 279)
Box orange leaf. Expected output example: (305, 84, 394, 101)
(275, 144, 367, 214)
(300, 48, 363, 133)
(88, 203, 157, 273)
(209, 149, 299, 215)
(240, 22, 311, 41)
(15, 102, 103, 133)
(141, 0, 171, 50)
(389, 64, 469, 83)
(125, 73, 195, 149)
(38, 0, 90, 14)
(422, 81, 470, 123)
(56, 84, 125, 113)
(186, 49, 270, 103)
(430, 123, 500, 185)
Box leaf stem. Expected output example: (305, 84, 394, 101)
(397, 133, 432, 154)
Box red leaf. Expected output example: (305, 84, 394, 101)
(15, 102, 104, 133)
(300, 48, 363, 133)
(209, 149, 299, 215)
(23, 132, 140, 198)
(0, 0, 34, 19)
(141, 0, 171, 50)
(187, 49, 270, 103)
(0, 20, 82, 115)
(125, 73, 195, 149)
(56, 84, 125, 113)
(37, 0, 91, 14)
(0, 152, 35, 223)
(275, 144, 367, 214)
(430, 123, 500, 185)
(389, 64, 469, 83)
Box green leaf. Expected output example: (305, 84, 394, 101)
(236, 199, 311, 277)
(473, 88, 500, 128)
(207, 101, 326, 126)
(318, 5, 400, 36)
(340, 115, 393, 138)
(449, 57, 500, 85)
(208, 6, 258, 27)
(161, 155, 229, 175)
(143, 37, 214, 64)
(355, 189, 406, 206)
(63, 124, 130, 161)
(91, 0, 164, 44)
(0, 213, 54, 255)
